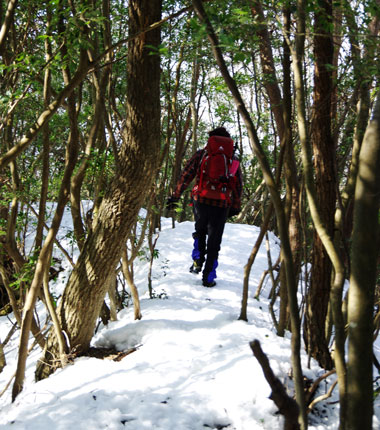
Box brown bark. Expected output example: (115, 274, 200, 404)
(12, 105, 79, 400)
(250, 0, 285, 139)
(121, 248, 142, 321)
(70, 70, 110, 251)
(283, 0, 346, 424)
(70, 0, 113, 251)
(0, 0, 18, 55)
(12, 5, 93, 398)
(250, 0, 301, 336)
(119, 197, 154, 321)
(35, 0, 162, 381)
(335, 2, 380, 247)
(3, 119, 25, 272)
(36, 4, 52, 250)
(239, 202, 273, 321)
(0, 341, 5, 373)
(1, 126, 46, 350)
(279, 5, 301, 336)
(304, 0, 335, 371)
(250, 340, 300, 430)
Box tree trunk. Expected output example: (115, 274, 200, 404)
(0, 340, 5, 373)
(35, 0, 162, 381)
(121, 248, 142, 321)
(239, 203, 273, 321)
(285, 0, 347, 424)
(250, 0, 301, 336)
(36, 4, 52, 250)
(12, 113, 79, 400)
(279, 4, 301, 336)
(304, 0, 335, 371)
(0, 0, 18, 54)
(347, 92, 380, 430)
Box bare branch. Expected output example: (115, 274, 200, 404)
(250, 339, 300, 430)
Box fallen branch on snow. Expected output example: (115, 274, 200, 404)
(249, 339, 300, 430)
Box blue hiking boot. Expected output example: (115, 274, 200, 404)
(202, 259, 218, 287)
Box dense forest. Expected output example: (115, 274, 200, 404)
(0, 0, 379, 429)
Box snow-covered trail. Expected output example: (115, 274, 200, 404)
(0, 217, 352, 429)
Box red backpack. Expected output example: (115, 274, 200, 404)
(193, 135, 239, 203)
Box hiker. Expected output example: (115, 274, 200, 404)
(166, 127, 243, 287)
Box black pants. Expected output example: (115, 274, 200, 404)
(192, 201, 228, 282)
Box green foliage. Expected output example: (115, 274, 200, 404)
(374, 379, 380, 400)
(146, 43, 171, 57)
(138, 247, 160, 263)
(9, 253, 38, 291)
(0, 0, 379, 257)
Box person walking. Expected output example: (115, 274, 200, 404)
(167, 127, 243, 287)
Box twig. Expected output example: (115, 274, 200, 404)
(305, 369, 336, 405)
(1, 323, 17, 348)
(307, 379, 338, 412)
(0, 333, 46, 399)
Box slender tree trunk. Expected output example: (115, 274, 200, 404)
(239, 203, 274, 321)
(36, 4, 52, 250)
(304, 0, 335, 371)
(35, 0, 162, 381)
(107, 275, 118, 322)
(0, 265, 21, 326)
(70, 0, 113, 250)
(4, 120, 25, 272)
(0, 0, 18, 54)
(70, 64, 110, 251)
(121, 248, 142, 321)
(42, 261, 68, 367)
(0, 340, 5, 373)
(335, 3, 379, 251)
(279, 4, 300, 336)
(12, 110, 79, 400)
(250, 0, 301, 336)
(347, 92, 380, 430)
(283, 0, 347, 424)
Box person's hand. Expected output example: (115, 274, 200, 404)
(166, 196, 179, 211)
(228, 207, 240, 218)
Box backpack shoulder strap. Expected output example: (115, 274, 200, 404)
(197, 148, 208, 185)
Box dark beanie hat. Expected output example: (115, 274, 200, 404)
(208, 127, 231, 138)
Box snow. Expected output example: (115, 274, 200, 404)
(0, 211, 379, 429)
